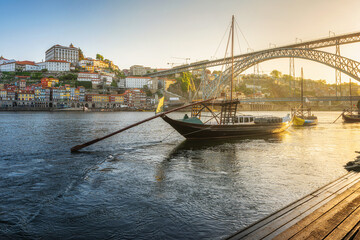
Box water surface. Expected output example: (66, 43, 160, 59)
(0, 111, 359, 239)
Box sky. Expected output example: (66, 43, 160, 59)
(1, 0, 360, 83)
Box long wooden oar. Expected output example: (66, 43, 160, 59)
(333, 112, 343, 123)
(71, 98, 215, 152)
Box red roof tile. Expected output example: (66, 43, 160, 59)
(16, 61, 35, 65)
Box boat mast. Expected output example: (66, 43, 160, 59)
(301, 67, 304, 108)
(350, 78, 352, 111)
(230, 15, 234, 102)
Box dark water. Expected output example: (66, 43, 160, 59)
(1, 111, 359, 239)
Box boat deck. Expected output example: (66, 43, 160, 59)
(226, 171, 360, 240)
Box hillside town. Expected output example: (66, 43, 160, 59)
(0, 43, 358, 111)
(0, 44, 170, 110)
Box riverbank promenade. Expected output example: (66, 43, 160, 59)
(227, 171, 360, 240)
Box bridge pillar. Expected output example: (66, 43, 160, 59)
(335, 41, 342, 96)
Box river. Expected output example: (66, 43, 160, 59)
(0, 111, 359, 239)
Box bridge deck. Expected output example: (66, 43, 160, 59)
(226, 171, 360, 240)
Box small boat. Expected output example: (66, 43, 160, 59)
(291, 68, 318, 126)
(292, 109, 318, 126)
(344, 157, 360, 171)
(342, 110, 360, 123)
(342, 80, 360, 123)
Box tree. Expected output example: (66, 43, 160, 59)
(41, 69, 48, 73)
(111, 80, 118, 87)
(143, 85, 152, 96)
(76, 81, 92, 89)
(270, 70, 282, 79)
(79, 48, 85, 61)
(96, 54, 104, 61)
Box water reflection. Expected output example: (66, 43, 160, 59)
(155, 133, 288, 183)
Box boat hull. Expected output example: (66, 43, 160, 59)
(161, 115, 291, 139)
(292, 115, 318, 126)
(342, 113, 360, 123)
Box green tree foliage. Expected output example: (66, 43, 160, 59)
(181, 72, 196, 92)
(143, 85, 153, 96)
(59, 73, 77, 81)
(270, 70, 282, 78)
(75, 81, 92, 89)
(79, 48, 85, 61)
(111, 80, 118, 87)
(156, 90, 163, 98)
(31, 72, 43, 80)
(96, 54, 104, 61)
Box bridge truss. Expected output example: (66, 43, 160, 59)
(144, 31, 360, 99)
(204, 48, 360, 99)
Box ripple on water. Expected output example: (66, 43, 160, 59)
(0, 111, 358, 239)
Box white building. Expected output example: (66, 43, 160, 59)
(77, 72, 100, 82)
(45, 44, 79, 64)
(125, 76, 151, 89)
(37, 60, 70, 72)
(0, 56, 15, 65)
(0, 61, 40, 72)
(0, 62, 16, 72)
(99, 75, 113, 85)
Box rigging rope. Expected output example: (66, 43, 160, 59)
(212, 22, 231, 59)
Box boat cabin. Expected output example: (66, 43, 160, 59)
(233, 115, 255, 124)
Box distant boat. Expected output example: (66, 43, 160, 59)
(342, 79, 360, 123)
(291, 68, 318, 126)
(342, 112, 360, 123)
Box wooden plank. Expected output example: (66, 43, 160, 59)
(325, 207, 360, 239)
(353, 227, 360, 240)
(243, 178, 360, 240)
(226, 172, 359, 240)
(273, 180, 360, 240)
(342, 220, 360, 240)
(276, 183, 360, 240)
(263, 176, 360, 239)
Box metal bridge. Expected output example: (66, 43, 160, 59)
(241, 96, 360, 103)
(144, 31, 360, 99)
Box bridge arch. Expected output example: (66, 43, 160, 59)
(204, 48, 360, 99)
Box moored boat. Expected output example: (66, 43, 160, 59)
(292, 109, 318, 126)
(291, 68, 318, 126)
(161, 16, 291, 139)
(162, 100, 292, 139)
(342, 80, 360, 123)
(342, 110, 360, 123)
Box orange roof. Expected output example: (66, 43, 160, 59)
(16, 61, 35, 65)
(79, 72, 98, 74)
(16, 75, 31, 78)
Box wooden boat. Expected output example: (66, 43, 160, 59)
(342, 80, 360, 123)
(291, 68, 318, 126)
(70, 16, 291, 152)
(342, 109, 360, 123)
(291, 108, 318, 126)
(161, 16, 291, 139)
(162, 100, 292, 139)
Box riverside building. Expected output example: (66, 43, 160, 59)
(45, 44, 79, 64)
